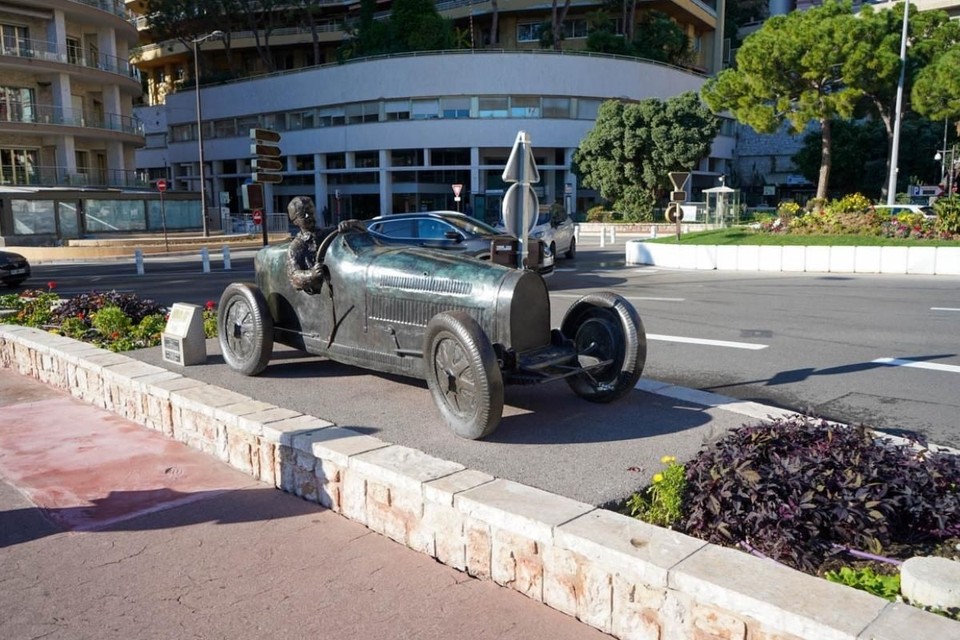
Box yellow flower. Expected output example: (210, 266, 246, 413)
(660, 455, 676, 464)
(652, 473, 664, 483)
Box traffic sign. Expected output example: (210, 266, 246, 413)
(501, 182, 539, 235)
(452, 183, 463, 197)
(250, 128, 282, 184)
(668, 172, 689, 191)
(156, 178, 167, 192)
(252, 209, 263, 225)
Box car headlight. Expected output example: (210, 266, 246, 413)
(531, 230, 544, 239)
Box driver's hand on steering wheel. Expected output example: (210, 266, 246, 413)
(337, 219, 366, 234)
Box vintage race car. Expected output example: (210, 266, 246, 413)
(217, 224, 647, 439)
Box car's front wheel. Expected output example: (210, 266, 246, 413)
(423, 311, 504, 440)
(218, 283, 274, 376)
(565, 236, 576, 259)
(560, 292, 646, 403)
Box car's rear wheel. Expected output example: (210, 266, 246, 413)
(560, 292, 646, 403)
(218, 283, 274, 376)
(423, 311, 504, 440)
(565, 236, 576, 259)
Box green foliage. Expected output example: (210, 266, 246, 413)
(826, 193, 873, 214)
(935, 195, 960, 235)
(0, 290, 59, 327)
(92, 306, 132, 340)
(203, 301, 218, 338)
(913, 49, 960, 122)
(586, 10, 691, 65)
(573, 92, 718, 220)
(682, 415, 960, 572)
(585, 206, 613, 223)
(702, 1, 870, 199)
(791, 119, 890, 199)
(824, 566, 900, 601)
(340, 0, 455, 59)
(625, 456, 686, 528)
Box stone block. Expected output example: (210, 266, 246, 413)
(670, 544, 886, 640)
(424, 469, 494, 507)
(340, 469, 367, 524)
(557, 509, 706, 588)
(611, 577, 668, 640)
(260, 413, 329, 444)
(455, 478, 593, 544)
(692, 603, 747, 640)
(307, 428, 389, 468)
(214, 400, 276, 430)
(426, 501, 466, 568)
(464, 516, 492, 580)
(315, 459, 344, 511)
(237, 407, 302, 438)
(350, 445, 464, 495)
(491, 528, 543, 601)
(856, 602, 960, 640)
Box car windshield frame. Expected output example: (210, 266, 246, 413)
(440, 214, 501, 237)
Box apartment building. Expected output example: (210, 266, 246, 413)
(0, 0, 152, 245)
(130, 0, 732, 227)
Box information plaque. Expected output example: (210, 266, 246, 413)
(161, 303, 207, 366)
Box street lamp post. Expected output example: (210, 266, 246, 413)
(193, 30, 223, 237)
(935, 146, 957, 198)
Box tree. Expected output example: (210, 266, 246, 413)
(791, 119, 888, 198)
(702, 0, 869, 200)
(585, 9, 690, 66)
(913, 48, 960, 124)
(388, 0, 455, 52)
(573, 92, 719, 220)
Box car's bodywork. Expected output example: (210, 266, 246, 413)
(497, 210, 577, 260)
(218, 225, 645, 439)
(366, 210, 554, 275)
(0, 250, 30, 288)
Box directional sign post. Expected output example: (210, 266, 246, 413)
(250, 128, 283, 184)
(157, 179, 169, 252)
(501, 131, 540, 270)
(452, 183, 463, 211)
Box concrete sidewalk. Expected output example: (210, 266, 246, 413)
(0, 368, 608, 640)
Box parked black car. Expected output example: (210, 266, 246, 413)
(0, 250, 30, 288)
(218, 223, 646, 439)
(366, 211, 554, 275)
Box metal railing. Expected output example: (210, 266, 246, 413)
(222, 213, 291, 235)
(0, 165, 148, 189)
(1, 104, 144, 135)
(0, 38, 141, 82)
(69, 0, 138, 23)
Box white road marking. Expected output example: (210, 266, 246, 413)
(550, 293, 685, 302)
(931, 307, 960, 312)
(872, 358, 960, 374)
(648, 334, 768, 350)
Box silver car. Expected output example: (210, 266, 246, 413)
(499, 210, 577, 260)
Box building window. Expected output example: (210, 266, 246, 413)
(295, 155, 315, 171)
(0, 148, 38, 185)
(318, 106, 344, 127)
(517, 23, 542, 43)
(391, 149, 423, 167)
(11, 199, 55, 235)
(411, 99, 439, 120)
(66, 38, 82, 65)
(510, 96, 540, 118)
(384, 99, 410, 121)
(431, 148, 469, 166)
(0, 86, 34, 123)
(345, 101, 378, 124)
(287, 109, 316, 130)
(542, 97, 570, 118)
(441, 97, 470, 119)
(236, 116, 258, 137)
(563, 19, 588, 39)
(1, 24, 30, 56)
(326, 152, 346, 170)
(214, 118, 237, 138)
(355, 151, 378, 168)
(170, 124, 193, 142)
(84, 199, 147, 232)
(577, 98, 602, 120)
(478, 97, 508, 118)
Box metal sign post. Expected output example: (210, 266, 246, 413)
(156, 179, 169, 253)
(501, 131, 540, 270)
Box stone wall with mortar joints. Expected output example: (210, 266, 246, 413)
(2, 325, 959, 640)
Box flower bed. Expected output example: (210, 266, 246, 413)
(0, 284, 217, 352)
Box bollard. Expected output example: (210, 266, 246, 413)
(222, 245, 232, 271)
(134, 248, 144, 275)
(201, 247, 210, 273)
(600, 225, 606, 248)
(651, 225, 658, 238)
(610, 226, 617, 244)
(574, 223, 580, 243)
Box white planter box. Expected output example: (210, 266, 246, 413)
(829, 246, 856, 273)
(854, 246, 881, 274)
(880, 246, 909, 274)
(805, 246, 831, 272)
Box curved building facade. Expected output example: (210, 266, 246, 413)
(138, 51, 734, 226)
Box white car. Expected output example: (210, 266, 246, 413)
(499, 210, 577, 260)
(874, 204, 936, 218)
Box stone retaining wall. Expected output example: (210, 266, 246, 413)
(1, 324, 955, 640)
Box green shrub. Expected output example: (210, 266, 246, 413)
(681, 415, 960, 573)
(824, 566, 900, 601)
(935, 195, 960, 236)
(92, 305, 132, 340)
(203, 301, 218, 338)
(625, 456, 686, 528)
(586, 206, 612, 223)
(827, 193, 872, 214)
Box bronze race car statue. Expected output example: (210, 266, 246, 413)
(217, 204, 647, 439)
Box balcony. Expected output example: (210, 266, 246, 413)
(1, 104, 145, 137)
(0, 165, 148, 189)
(0, 38, 141, 84)
(69, 0, 138, 23)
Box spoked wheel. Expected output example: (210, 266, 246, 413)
(560, 292, 646, 403)
(217, 283, 274, 376)
(565, 236, 576, 259)
(423, 311, 504, 440)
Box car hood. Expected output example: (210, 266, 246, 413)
(365, 245, 513, 293)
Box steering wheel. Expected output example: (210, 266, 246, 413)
(315, 227, 339, 264)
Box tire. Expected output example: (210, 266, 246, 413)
(560, 292, 646, 403)
(423, 311, 504, 440)
(565, 236, 576, 259)
(217, 283, 274, 376)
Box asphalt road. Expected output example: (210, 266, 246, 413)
(25, 242, 960, 498)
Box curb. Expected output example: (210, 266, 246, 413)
(625, 241, 960, 276)
(1, 325, 956, 640)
